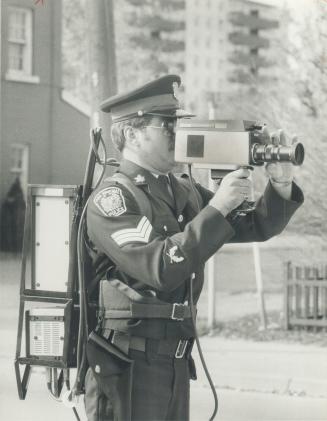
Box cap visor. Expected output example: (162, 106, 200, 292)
(174, 109, 196, 118)
(148, 109, 195, 118)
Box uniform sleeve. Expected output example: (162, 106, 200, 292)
(194, 182, 214, 207)
(87, 183, 234, 292)
(228, 180, 304, 243)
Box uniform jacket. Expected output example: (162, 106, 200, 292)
(86, 159, 303, 339)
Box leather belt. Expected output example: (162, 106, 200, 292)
(111, 331, 193, 359)
(103, 302, 192, 321)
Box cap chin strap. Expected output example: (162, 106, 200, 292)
(144, 112, 176, 117)
(113, 110, 195, 123)
(112, 111, 177, 123)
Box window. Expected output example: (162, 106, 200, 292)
(11, 144, 25, 173)
(11, 144, 29, 198)
(7, 7, 38, 82)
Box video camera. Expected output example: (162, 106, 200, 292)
(174, 119, 304, 179)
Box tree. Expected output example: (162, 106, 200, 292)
(62, 0, 90, 102)
(209, 0, 327, 238)
(86, 0, 119, 169)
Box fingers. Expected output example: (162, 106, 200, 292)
(291, 134, 298, 145)
(212, 169, 253, 215)
(270, 129, 295, 147)
(226, 176, 252, 196)
(225, 168, 251, 179)
(271, 131, 280, 146)
(261, 126, 271, 145)
(278, 129, 288, 146)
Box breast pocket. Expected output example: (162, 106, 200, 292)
(153, 215, 181, 236)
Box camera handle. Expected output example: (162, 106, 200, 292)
(210, 166, 255, 218)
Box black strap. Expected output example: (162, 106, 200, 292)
(103, 302, 192, 321)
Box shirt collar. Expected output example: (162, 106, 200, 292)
(117, 159, 174, 207)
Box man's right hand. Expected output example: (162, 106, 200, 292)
(209, 168, 252, 217)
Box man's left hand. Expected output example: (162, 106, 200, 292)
(264, 128, 296, 185)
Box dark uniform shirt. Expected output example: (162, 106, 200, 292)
(86, 159, 303, 339)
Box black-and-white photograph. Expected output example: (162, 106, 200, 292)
(0, 0, 326, 420)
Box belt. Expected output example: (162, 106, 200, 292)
(103, 302, 192, 321)
(111, 331, 193, 359)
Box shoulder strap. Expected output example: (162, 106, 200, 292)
(111, 172, 153, 222)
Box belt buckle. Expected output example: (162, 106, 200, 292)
(175, 339, 188, 359)
(171, 303, 185, 321)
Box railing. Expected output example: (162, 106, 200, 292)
(284, 262, 327, 330)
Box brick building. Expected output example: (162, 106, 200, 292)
(0, 0, 90, 215)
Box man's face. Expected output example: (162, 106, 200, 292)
(136, 116, 177, 173)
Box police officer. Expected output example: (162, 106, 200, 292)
(85, 75, 303, 421)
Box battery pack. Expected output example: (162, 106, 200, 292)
(27, 308, 65, 358)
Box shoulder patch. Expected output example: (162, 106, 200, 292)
(166, 245, 185, 264)
(93, 187, 127, 217)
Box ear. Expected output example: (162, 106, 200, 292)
(124, 126, 140, 149)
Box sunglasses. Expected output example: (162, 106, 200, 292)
(146, 118, 177, 134)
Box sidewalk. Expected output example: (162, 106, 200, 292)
(193, 336, 327, 398)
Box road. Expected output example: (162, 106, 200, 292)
(1, 369, 327, 421)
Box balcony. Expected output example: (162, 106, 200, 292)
(229, 32, 270, 49)
(229, 12, 279, 31)
(229, 52, 271, 68)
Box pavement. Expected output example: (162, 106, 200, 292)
(192, 336, 327, 399)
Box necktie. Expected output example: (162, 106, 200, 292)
(157, 175, 169, 188)
(157, 175, 174, 203)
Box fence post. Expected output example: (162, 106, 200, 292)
(207, 256, 216, 333)
(283, 261, 292, 330)
(253, 242, 267, 329)
(207, 174, 217, 333)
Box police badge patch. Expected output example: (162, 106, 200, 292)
(93, 187, 127, 217)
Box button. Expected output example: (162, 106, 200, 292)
(163, 225, 168, 232)
(191, 272, 196, 280)
(178, 215, 184, 223)
(95, 365, 101, 373)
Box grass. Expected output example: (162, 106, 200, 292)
(198, 311, 327, 347)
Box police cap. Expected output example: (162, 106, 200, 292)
(100, 74, 194, 122)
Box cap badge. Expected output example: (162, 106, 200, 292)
(166, 245, 185, 264)
(93, 187, 126, 217)
(134, 174, 146, 184)
(172, 81, 180, 101)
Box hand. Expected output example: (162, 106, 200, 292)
(209, 168, 252, 217)
(264, 128, 296, 184)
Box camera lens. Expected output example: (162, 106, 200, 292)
(251, 142, 305, 166)
(292, 143, 305, 165)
